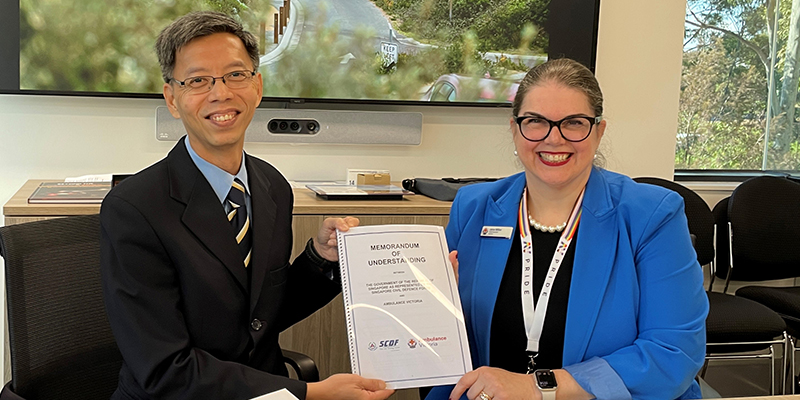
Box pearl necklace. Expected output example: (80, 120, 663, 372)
(528, 214, 567, 233)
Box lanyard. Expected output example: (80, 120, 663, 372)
(517, 187, 584, 373)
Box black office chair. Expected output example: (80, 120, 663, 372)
(633, 177, 714, 268)
(634, 177, 787, 395)
(717, 176, 800, 393)
(711, 197, 730, 291)
(0, 215, 319, 400)
(0, 214, 121, 399)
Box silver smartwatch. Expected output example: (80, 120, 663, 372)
(534, 369, 557, 400)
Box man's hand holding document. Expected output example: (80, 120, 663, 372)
(336, 225, 472, 390)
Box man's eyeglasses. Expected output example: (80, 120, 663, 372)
(169, 70, 257, 93)
(514, 114, 603, 142)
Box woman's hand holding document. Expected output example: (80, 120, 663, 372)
(336, 225, 472, 390)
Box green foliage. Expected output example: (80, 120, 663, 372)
(472, 0, 547, 52)
(19, 0, 281, 92)
(680, 0, 800, 170)
(18, 0, 531, 102)
(205, 0, 248, 14)
(678, 37, 767, 169)
(372, 0, 548, 54)
(260, 12, 522, 103)
(443, 35, 485, 75)
(20, 0, 204, 92)
(487, 54, 529, 76)
(260, 8, 444, 101)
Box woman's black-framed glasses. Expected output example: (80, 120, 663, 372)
(170, 70, 257, 93)
(515, 114, 603, 142)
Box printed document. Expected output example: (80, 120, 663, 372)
(249, 388, 298, 400)
(336, 225, 472, 389)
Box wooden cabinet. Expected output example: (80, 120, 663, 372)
(3, 180, 451, 399)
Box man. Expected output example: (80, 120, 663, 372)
(100, 11, 393, 400)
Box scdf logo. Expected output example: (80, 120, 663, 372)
(379, 339, 399, 348)
(368, 342, 377, 351)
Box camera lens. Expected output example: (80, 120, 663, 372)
(278, 121, 288, 130)
(268, 121, 278, 131)
(307, 121, 318, 132)
(290, 121, 300, 131)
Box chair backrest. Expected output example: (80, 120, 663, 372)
(633, 177, 715, 266)
(726, 176, 800, 281)
(0, 214, 122, 400)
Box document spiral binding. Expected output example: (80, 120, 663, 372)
(336, 230, 360, 375)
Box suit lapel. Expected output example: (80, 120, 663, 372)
(245, 156, 276, 313)
(562, 168, 618, 364)
(471, 174, 525, 366)
(168, 139, 249, 292)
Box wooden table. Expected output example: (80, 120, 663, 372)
(3, 179, 452, 400)
(4, 179, 452, 225)
(13, 180, 794, 400)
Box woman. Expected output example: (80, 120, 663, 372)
(426, 59, 708, 400)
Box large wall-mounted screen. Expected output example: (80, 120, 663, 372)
(0, 0, 599, 106)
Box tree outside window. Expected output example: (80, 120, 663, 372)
(679, 0, 800, 171)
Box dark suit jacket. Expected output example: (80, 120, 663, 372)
(100, 139, 340, 400)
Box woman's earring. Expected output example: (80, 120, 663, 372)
(514, 150, 518, 156)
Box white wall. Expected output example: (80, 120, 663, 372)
(0, 0, 688, 382)
(0, 97, 520, 203)
(594, 1, 686, 180)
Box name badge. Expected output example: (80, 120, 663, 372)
(480, 226, 513, 239)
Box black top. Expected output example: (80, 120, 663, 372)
(489, 222, 577, 372)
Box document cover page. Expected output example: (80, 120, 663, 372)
(336, 224, 472, 389)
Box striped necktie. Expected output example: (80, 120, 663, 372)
(226, 178, 252, 268)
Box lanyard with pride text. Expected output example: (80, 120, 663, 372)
(517, 187, 584, 373)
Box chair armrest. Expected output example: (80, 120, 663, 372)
(283, 349, 320, 383)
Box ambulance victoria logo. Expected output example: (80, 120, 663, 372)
(482, 227, 489, 235)
(412, 336, 448, 348)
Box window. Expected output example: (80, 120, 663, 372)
(679, 0, 800, 172)
(431, 82, 457, 102)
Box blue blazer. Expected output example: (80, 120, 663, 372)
(427, 168, 708, 400)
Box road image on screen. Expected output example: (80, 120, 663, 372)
(18, 0, 549, 104)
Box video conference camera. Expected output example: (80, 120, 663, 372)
(156, 107, 422, 144)
(268, 119, 320, 134)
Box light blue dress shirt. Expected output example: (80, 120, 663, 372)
(184, 137, 252, 214)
